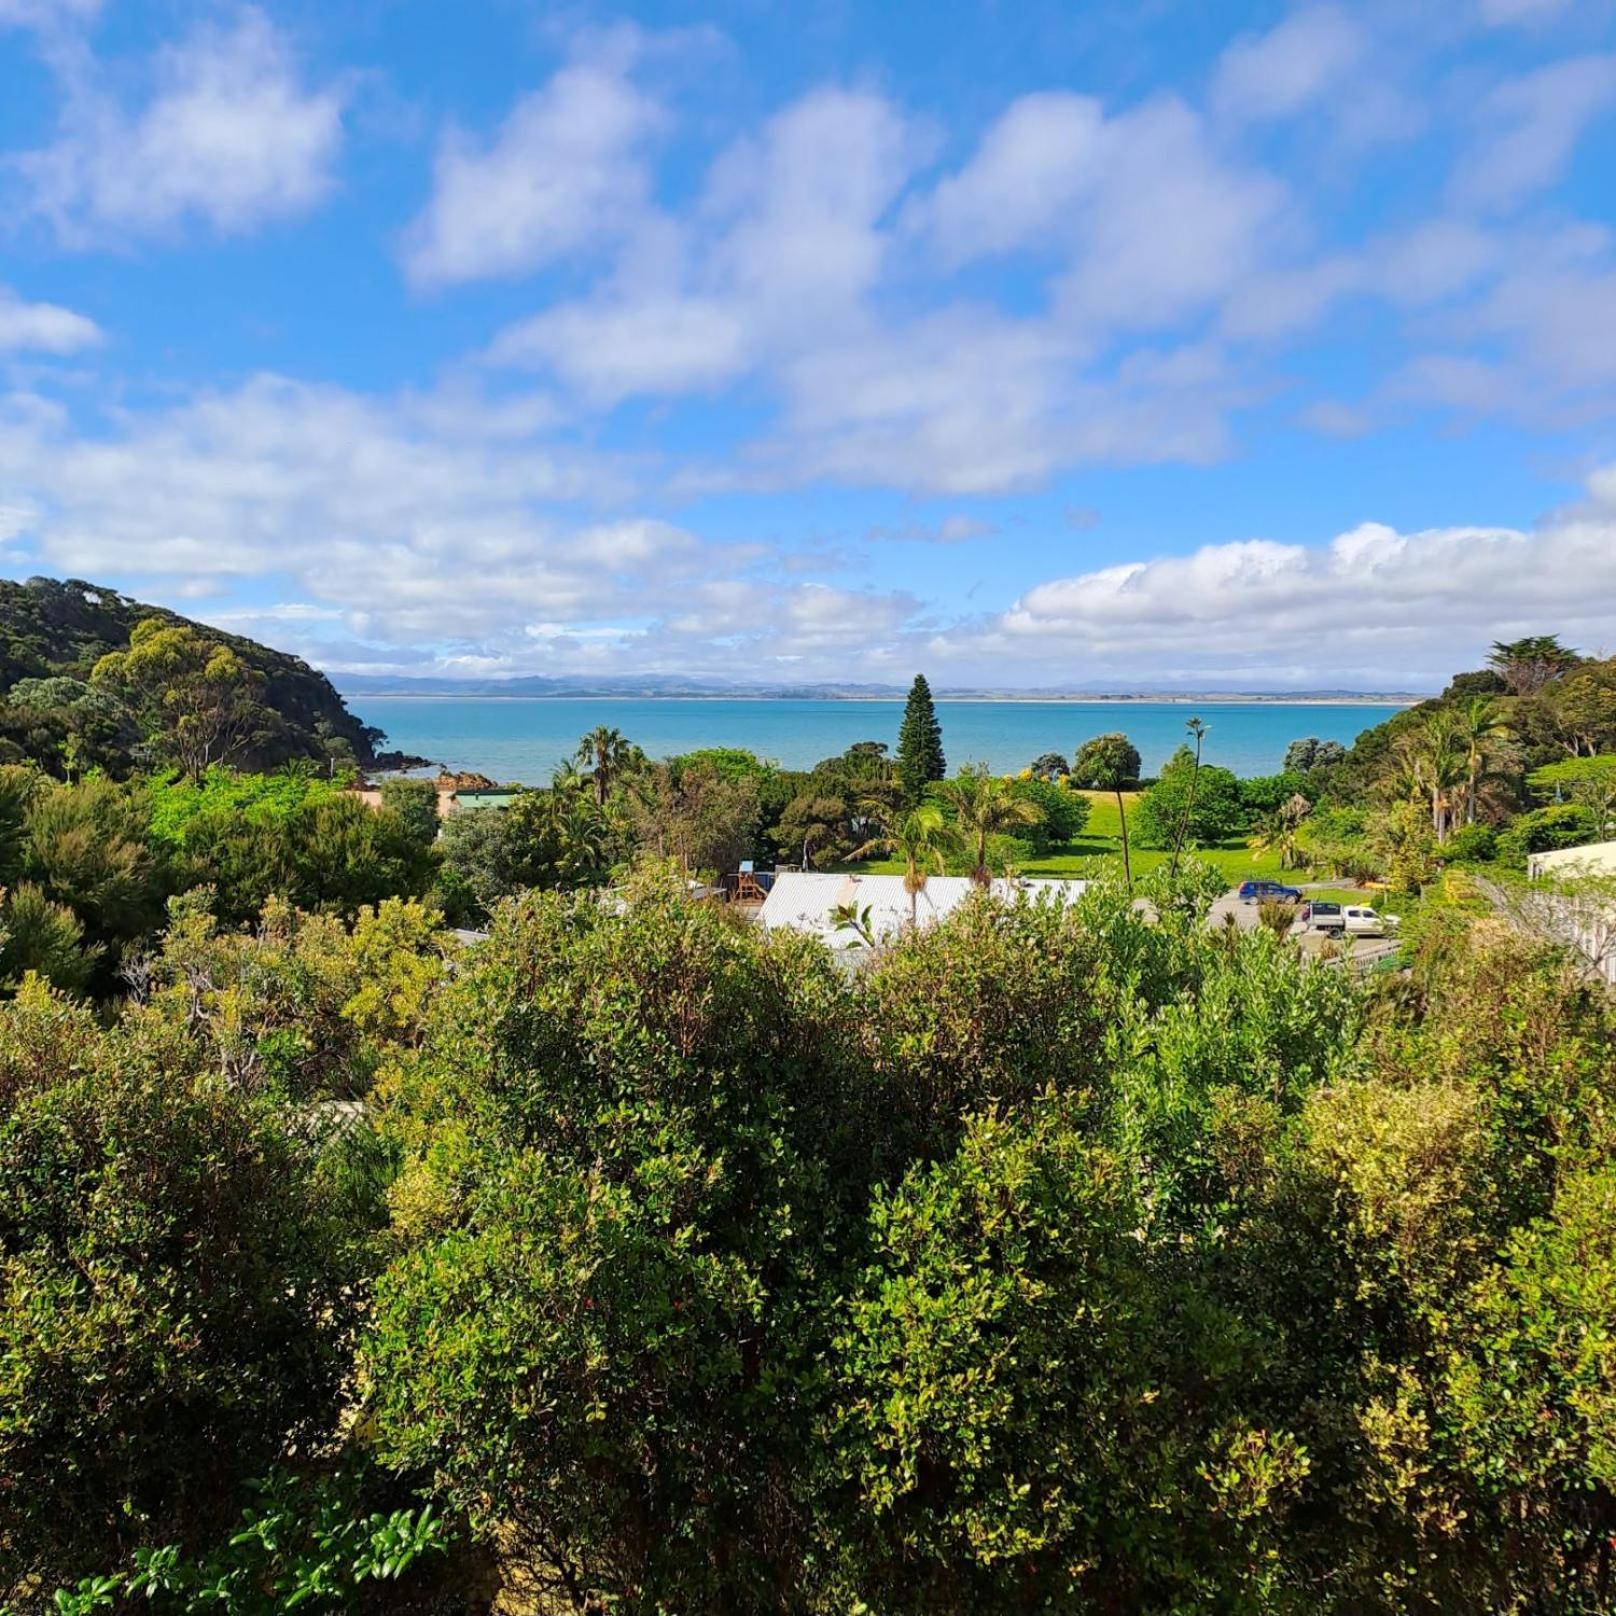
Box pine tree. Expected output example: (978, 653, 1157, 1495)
(896, 674, 946, 803)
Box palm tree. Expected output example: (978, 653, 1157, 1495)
(1391, 710, 1468, 841)
(1169, 715, 1208, 879)
(1453, 696, 1513, 825)
(574, 726, 639, 808)
(937, 764, 1042, 886)
(1249, 792, 1311, 871)
(852, 802, 958, 929)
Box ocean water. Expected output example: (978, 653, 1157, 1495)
(351, 697, 1404, 784)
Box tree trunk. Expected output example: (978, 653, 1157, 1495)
(1115, 786, 1133, 890)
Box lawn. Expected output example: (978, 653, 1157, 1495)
(849, 791, 1292, 885)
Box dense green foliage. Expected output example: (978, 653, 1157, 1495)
(1133, 744, 1245, 849)
(3, 636, 1616, 1612)
(1071, 730, 1142, 789)
(5, 865, 1614, 1613)
(0, 985, 362, 1591)
(0, 577, 380, 774)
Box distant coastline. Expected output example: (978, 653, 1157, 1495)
(340, 690, 1425, 707)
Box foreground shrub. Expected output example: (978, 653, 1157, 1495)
(0, 985, 364, 1595)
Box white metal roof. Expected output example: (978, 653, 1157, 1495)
(758, 871, 1088, 949)
(1529, 840, 1616, 879)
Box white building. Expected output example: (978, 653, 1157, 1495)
(1525, 840, 1616, 986)
(1528, 839, 1616, 880)
(758, 871, 1088, 951)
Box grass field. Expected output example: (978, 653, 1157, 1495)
(849, 790, 1292, 884)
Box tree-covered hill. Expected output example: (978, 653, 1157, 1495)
(0, 575, 382, 770)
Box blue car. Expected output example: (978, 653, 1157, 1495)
(1239, 879, 1303, 903)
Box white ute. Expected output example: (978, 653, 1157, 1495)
(1312, 903, 1399, 939)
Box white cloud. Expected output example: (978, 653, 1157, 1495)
(491, 292, 750, 403)
(0, 0, 98, 27)
(1211, 6, 1367, 123)
(0, 374, 647, 640)
(1450, 54, 1616, 214)
(923, 92, 1105, 262)
(867, 514, 998, 544)
(492, 82, 1283, 494)
(1392, 223, 1616, 418)
(925, 91, 1286, 337)
(490, 85, 919, 400)
(1478, 0, 1575, 24)
(708, 86, 917, 312)
(985, 464, 1616, 684)
(402, 51, 662, 287)
(0, 285, 100, 351)
(16, 8, 343, 242)
(0, 372, 933, 678)
(1049, 96, 1288, 335)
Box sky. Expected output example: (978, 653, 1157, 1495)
(1, 0, 1615, 692)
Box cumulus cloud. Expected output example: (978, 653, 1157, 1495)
(922, 92, 1105, 262)
(494, 84, 914, 389)
(402, 49, 663, 287)
(987, 464, 1616, 686)
(1211, 6, 1367, 123)
(15, 7, 344, 241)
(0, 285, 100, 351)
(491, 290, 750, 403)
(1394, 224, 1616, 419)
(1450, 54, 1616, 214)
(923, 90, 1286, 337)
(493, 80, 1286, 493)
(0, 372, 935, 678)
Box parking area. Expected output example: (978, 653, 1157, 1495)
(1209, 883, 1405, 971)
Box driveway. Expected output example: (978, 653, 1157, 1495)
(1207, 882, 1347, 933)
(1210, 884, 1403, 970)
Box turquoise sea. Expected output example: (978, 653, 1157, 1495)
(349, 697, 1406, 784)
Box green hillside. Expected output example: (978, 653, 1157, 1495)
(0, 575, 382, 769)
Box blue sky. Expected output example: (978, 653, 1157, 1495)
(1, 0, 1614, 690)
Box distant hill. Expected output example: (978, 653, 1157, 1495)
(0, 576, 384, 767)
(334, 673, 913, 699)
(335, 672, 1427, 702)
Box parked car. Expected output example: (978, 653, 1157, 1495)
(1298, 900, 1341, 929)
(1239, 879, 1303, 903)
(1307, 903, 1399, 938)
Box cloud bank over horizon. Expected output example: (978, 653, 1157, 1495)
(1, 1, 1614, 689)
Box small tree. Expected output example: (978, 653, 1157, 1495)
(625, 760, 759, 877)
(1169, 716, 1208, 879)
(1528, 756, 1616, 838)
(1283, 737, 1345, 774)
(574, 726, 643, 807)
(895, 676, 946, 805)
(1487, 634, 1580, 697)
(938, 765, 1043, 887)
(92, 619, 277, 779)
(1133, 748, 1243, 850)
(852, 802, 958, 928)
(1073, 734, 1140, 887)
(1071, 733, 1141, 790)
(379, 778, 441, 849)
(1027, 751, 1069, 781)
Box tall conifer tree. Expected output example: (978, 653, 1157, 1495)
(896, 674, 945, 803)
